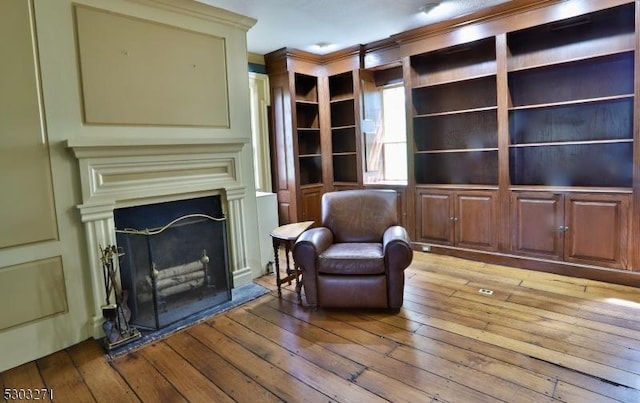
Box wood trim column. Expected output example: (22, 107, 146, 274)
(495, 33, 511, 252)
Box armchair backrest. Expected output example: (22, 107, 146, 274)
(321, 189, 398, 243)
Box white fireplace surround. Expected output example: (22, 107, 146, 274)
(67, 137, 253, 338)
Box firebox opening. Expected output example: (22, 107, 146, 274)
(114, 195, 231, 331)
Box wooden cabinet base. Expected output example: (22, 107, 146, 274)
(416, 244, 640, 288)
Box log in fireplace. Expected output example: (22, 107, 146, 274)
(114, 195, 231, 330)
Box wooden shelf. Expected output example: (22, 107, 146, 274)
(294, 73, 318, 102)
(414, 106, 497, 118)
(293, 73, 323, 189)
(506, 3, 635, 193)
(295, 103, 319, 129)
(510, 142, 633, 188)
(509, 97, 633, 145)
(508, 4, 635, 72)
(297, 130, 320, 155)
(331, 124, 357, 130)
(416, 148, 499, 154)
(415, 150, 498, 185)
(330, 99, 356, 127)
(508, 52, 634, 107)
(328, 70, 360, 185)
(332, 151, 357, 156)
(416, 184, 499, 191)
(508, 42, 634, 73)
(299, 155, 322, 186)
(300, 183, 324, 190)
(508, 94, 633, 111)
(414, 109, 497, 153)
(411, 37, 496, 87)
(333, 154, 358, 183)
(330, 95, 355, 103)
(510, 139, 632, 148)
(412, 76, 497, 115)
(411, 37, 498, 187)
(328, 71, 354, 101)
(509, 185, 632, 194)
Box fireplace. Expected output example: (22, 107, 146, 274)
(114, 196, 231, 330)
(67, 138, 256, 339)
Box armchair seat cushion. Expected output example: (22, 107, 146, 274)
(319, 243, 384, 275)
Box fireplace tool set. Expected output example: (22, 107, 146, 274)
(100, 244, 141, 350)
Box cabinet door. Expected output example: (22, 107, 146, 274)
(455, 191, 497, 251)
(564, 194, 629, 269)
(300, 186, 323, 225)
(416, 189, 454, 245)
(511, 192, 564, 260)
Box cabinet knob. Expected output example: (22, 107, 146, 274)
(557, 226, 569, 232)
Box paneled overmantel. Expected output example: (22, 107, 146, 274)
(66, 137, 252, 338)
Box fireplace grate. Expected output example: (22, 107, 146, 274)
(114, 197, 231, 331)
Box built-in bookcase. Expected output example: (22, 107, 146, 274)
(410, 37, 498, 185)
(294, 73, 323, 186)
(328, 71, 359, 184)
(267, 1, 640, 281)
(507, 3, 635, 188)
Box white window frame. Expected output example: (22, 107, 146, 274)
(248, 72, 272, 192)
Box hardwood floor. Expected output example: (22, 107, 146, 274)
(3, 252, 640, 402)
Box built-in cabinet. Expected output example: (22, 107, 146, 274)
(266, 52, 324, 225)
(410, 37, 499, 186)
(405, 0, 637, 278)
(416, 189, 497, 251)
(511, 192, 630, 269)
(295, 73, 323, 187)
(502, 2, 634, 272)
(267, 0, 640, 286)
(329, 71, 361, 189)
(506, 4, 635, 188)
(293, 72, 325, 224)
(266, 48, 362, 225)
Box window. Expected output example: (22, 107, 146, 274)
(364, 84, 408, 184)
(248, 72, 272, 192)
(380, 85, 408, 182)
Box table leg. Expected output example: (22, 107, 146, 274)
(295, 266, 303, 304)
(273, 244, 282, 296)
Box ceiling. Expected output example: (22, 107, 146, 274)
(196, 0, 512, 55)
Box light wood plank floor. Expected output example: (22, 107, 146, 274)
(3, 253, 640, 402)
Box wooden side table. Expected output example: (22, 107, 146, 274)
(270, 221, 313, 298)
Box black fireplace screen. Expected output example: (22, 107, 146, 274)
(114, 196, 231, 330)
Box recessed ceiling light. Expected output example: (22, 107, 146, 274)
(314, 42, 333, 49)
(310, 42, 337, 52)
(420, 2, 440, 14)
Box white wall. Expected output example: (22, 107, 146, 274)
(0, 0, 259, 372)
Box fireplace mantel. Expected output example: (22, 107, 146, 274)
(67, 136, 254, 337)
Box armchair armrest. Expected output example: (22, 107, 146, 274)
(383, 225, 413, 309)
(293, 227, 333, 308)
(383, 225, 413, 271)
(293, 227, 333, 272)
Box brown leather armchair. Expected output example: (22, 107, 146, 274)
(293, 189, 413, 309)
